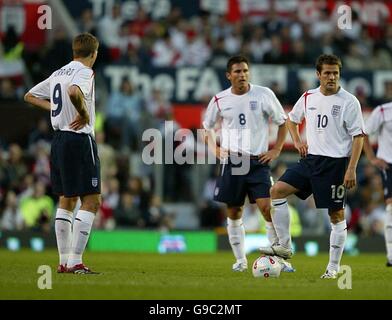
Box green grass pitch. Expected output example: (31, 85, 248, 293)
(1, 249, 391, 300)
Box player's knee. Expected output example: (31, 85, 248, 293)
(329, 209, 344, 224)
(259, 204, 271, 217)
(82, 196, 101, 213)
(227, 207, 242, 220)
(270, 184, 284, 199)
(59, 197, 78, 211)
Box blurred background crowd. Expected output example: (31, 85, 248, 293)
(0, 0, 391, 239)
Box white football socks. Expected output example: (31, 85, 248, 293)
(67, 210, 95, 268)
(265, 221, 279, 246)
(385, 204, 392, 263)
(327, 220, 347, 272)
(271, 199, 291, 249)
(227, 218, 246, 264)
(55, 209, 73, 266)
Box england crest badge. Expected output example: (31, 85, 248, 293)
(331, 105, 341, 117)
(250, 101, 258, 111)
(92, 177, 98, 187)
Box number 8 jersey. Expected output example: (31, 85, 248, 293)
(28, 61, 95, 135)
(203, 84, 287, 155)
(289, 86, 365, 157)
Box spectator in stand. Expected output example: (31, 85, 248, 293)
(262, 7, 284, 37)
(95, 131, 117, 181)
(369, 43, 392, 70)
(127, 176, 151, 217)
(97, 3, 123, 60)
(31, 141, 51, 187)
(249, 27, 271, 63)
(5, 144, 28, 192)
(263, 35, 288, 64)
(20, 180, 54, 232)
(145, 195, 174, 231)
(344, 42, 366, 71)
(104, 77, 144, 151)
(41, 29, 72, 78)
(151, 30, 182, 67)
(209, 36, 231, 68)
(0, 190, 24, 231)
(145, 88, 172, 128)
(77, 8, 97, 35)
(0, 78, 18, 100)
(27, 118, 52, 151)
(114, 191, 144, 227)
(181, 28, 211, 67)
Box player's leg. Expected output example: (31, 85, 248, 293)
(254, 196, 296, 272)
(380, 166, 392, 266)
(264, 160, 311, 258)
(385, 198, 392, 266)
(67, 193, 101, 272)
(226, 206, 248, 271)
(310, 156, 348, 278)
(321, 208, 346, 279)
(259, 181, 300, 260)
(55, 196, 78, 272)
(214, 159, 248, 271)
(247, 163, 279, 248)
(64, 133, 101, 273)
(255, 198, 278, 246)
(50, 132, 77, 272)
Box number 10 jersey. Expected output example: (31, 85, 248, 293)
(289, 86, 365, 158)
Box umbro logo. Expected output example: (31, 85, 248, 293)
(308, 107, 316, 110)
(223, 107, 232, 111)
(334, 200, 343, 203)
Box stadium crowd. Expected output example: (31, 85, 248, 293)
(0, 1, 391, 236)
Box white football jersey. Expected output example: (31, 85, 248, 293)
(289, 86, 365, 157)
(29, 61, 95, 135)
(365, 102, 392, 163)
(203, 84, 287, 155)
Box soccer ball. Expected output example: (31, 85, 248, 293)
(252, 255, 281, 278)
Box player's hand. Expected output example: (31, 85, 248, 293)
(69, 114, 89, 131)
(343, 168, 356, 189)
(259, 148, 280, 164)
(370, 158, 389, 171)
(294, 140, 308, 158)
(216, 147, 228, 160)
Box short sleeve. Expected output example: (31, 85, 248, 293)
(365, 106, 383, 136)
(71, 68, 93, 97)
(288, 93, 306, 124)
(343, 97, 365, 136)
(263, 88, 287, 125)
(29, 77, 51, 100)
(202, 96, 221, 130)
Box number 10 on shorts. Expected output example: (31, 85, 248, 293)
(331, 184, 345, 200)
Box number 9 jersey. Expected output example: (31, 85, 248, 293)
(28, 61, 95, 135)
(289, 86, 365, 157)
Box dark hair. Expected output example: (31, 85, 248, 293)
(72, 33, 99, 58)
(316, 54, 342, 73)
(226, 55, 249, 73)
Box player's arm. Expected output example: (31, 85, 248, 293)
(344, 134, 364, 189)
(68, 85, 90, 130)
(24, 93, 51, 112)
(259, 122, 287, 164)
(204, 128, 227, 160)
(287, 119, 308, 157)
(363, 135, 389, 170)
